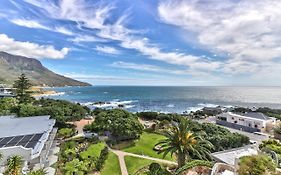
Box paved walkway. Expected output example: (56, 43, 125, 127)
(110, 149, 177, 175)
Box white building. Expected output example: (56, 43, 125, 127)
(216, 112, 276, 132)
(0, 116, 57, 174)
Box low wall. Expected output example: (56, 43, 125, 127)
(216, 120, 260, 133)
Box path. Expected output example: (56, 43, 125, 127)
(110, 149, 177, 175)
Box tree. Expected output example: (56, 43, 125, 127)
(238, 154, 277, 175)
(87, 109, 143, 140)
(13, 74, 33, 104)
(156, 119, 214, 168)
(0, 152, 2, 161)
(5, 155, 23, 175)
(0, 97, 18, 115)
(64, 158, 88, 175)
(27, 169, 47, 175)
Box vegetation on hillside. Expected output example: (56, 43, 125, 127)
(259, 139, 281, 167)
(0, 52, 90, 86)
(238, 154, 277, 175)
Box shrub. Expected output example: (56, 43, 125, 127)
(58, 128, 75, 139)
(95, 147, 109, 171)
(238, 154, 277, 175)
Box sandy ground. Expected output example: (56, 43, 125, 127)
(70, 119, 94, 134)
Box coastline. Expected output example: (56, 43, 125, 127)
(31, 86, 63, 97)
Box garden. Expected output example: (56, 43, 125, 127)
(56, 138, 112, 175)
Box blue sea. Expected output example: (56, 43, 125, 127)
(44, 86, 281, 113)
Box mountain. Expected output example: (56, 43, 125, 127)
(0, 52, 91, 87)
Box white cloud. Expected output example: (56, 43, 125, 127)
(11, 18, 75, 36)
(64, 73, 135, 81)
(23, 0, 218, 73)
(0, 34, 69, 59)
(54, 27, 74, 36)
(158, 0, 281, 75)
(20, 0, 229, 78)
(95, 46, 120, 55)
(24, 0, 113, 30)
(69, 35, 105, 43)
(11, 18, 51, 30)
(111, 61, 192, 75)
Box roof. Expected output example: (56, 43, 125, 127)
(0, 116, 55, 157)
(211, 145, 258, 165)
(0, 133, 43, 149)
(218, 112, 271, 121)
(0, 116, 55, 138)
(236, 112, 270, 120)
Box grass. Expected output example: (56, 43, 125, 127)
(125, 156, 154, 175)
(80, 142, 106, 159)
(101, 152, 121, 175)
(122, 132, 175, 161)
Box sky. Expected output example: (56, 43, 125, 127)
(0, 0, 281, 86)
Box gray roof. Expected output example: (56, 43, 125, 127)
(0, 116, 55, 138)
(218, 112, 271, 121)
(234, 112, 270, 120)
(211, 145, 258, 165)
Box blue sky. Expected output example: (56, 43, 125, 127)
(1, 0, 281, 86)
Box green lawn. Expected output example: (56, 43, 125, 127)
(101, 152, 121, 175)
(125, 156, 154, 175)
(122, 132, 175, 161)
(80, 142, 106, 159)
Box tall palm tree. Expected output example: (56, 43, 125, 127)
(27, 168, 47, 175)
(5, 155, 23, 175)
(156, 119, 214, 168)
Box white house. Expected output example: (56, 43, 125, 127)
(0, 116, 57, 174)
(216, 112, 276, 132)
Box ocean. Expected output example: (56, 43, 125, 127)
(44, 86, 281, 113)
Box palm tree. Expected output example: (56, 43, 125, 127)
(27, 168, 47, 175)
(5, 155, 23, 175)
(156, 119, 214, 168)
(0, 152, 3, 161)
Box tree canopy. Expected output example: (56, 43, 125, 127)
(85, 109, 143, 140)
(13, 74, 33, 104)
(156, 119, 214, 168)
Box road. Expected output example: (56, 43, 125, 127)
(197, 116, 269, 143)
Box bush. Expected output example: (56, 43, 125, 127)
(95, 147, 109, 171)
(238, 154, 277, 175)
(137, 112, 181, 121)
(58, 128, 75, 139)
(146, 163, 171, 175)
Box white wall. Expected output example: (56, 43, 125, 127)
(0, 146, 32, 166)
(226, 114, 265, 129)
